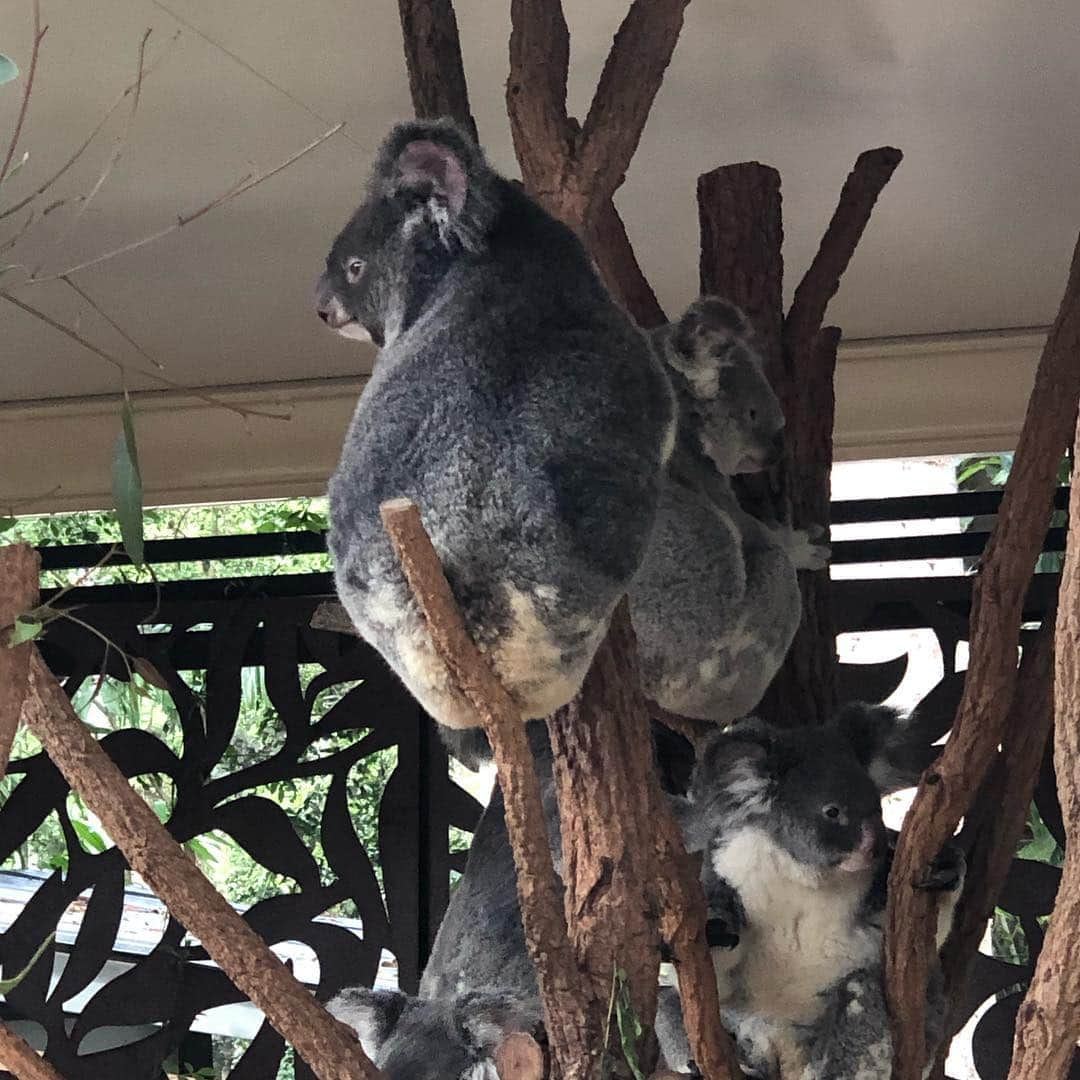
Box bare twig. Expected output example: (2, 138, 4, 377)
(0, 32, 180, 224)
(0, 1016, 62, 1080)
(0, 290, 291, 420)
(19, 647, 382, 1080)
(0, 545, 38, 780)
(0, 1, 47, 187)
(884, 232, 1080, 1080)
(62, 276, 164, 369)
(377, 499, 583, 1076)
(1006, 416, 1080, 1079)
(29, 122, 343, 282)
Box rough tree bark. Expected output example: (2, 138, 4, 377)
(1006, 413, 1080, 1080)
(0, 540, 382, 1080)
(885, 234, 1080, 1080)
(0, 1019, 62, 1080)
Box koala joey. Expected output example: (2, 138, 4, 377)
(633, 297, 829, 723)
(320, 120, 674, 734)
(658, 704, 964, 1079)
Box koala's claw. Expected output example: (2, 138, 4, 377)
(916, 845, 966, 892)
(773, 523, 831, 571)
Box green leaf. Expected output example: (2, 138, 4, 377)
(7, 615, 42, 647)
(0, 54, 18, 86)
(71, 817, 108, 854)
(0, 516, 15, 534)
(0, 149, 28, 185)
(0, 932, 55, 993)
(111, 401, 145, 566)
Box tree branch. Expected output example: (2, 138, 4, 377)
(378, 499, 584, 1078)
(0, 1, 46, 187)
(1006, 413, 1080, 1079)
(884, 232, 1080, 1080)
(0, 545, 38, 780)
(397, 0, 477, 140)
(588, 200, 667, 328)
(17, 644, 381, 1080)
(0, 1017, 62, 1080)
(576, 0, 690, 220)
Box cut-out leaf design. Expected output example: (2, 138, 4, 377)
(0, 53, 18, 85)
(111, 400, 144, 565)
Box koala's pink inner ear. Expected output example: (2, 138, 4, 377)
(395, 139, 468, 215)
(494, 1031, 545, 1080)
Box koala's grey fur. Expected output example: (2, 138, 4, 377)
(659, 707, 963, 1078)
(320, 120, 674, 733)
(327, 724, 556, 1078)
(441, 297, 826, 770)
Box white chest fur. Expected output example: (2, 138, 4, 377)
(711, 827, 880, 1025)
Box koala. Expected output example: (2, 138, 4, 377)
(633, 297, 828, 723)
(328, 724, 556, 1078)
(440, 297, 826, 771)
(320, 119, 675, 733)
(658, 705, 963, 1079)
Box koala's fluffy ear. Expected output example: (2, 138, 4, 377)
(326, 986, 410, 1060)
(375, 120, 498, 252)
(691, 719, 777, 798)
(670, 297, 755, 362)
(832, 701, 943, 794)
(456, 991, 545, 1057)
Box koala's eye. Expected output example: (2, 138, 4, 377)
(822, 804, 843, 821)
(748, 408, 758, 421)
(345, 258, 364, 283)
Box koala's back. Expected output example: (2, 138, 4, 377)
(632, 472, 800, 721)
(329, 183, 672, 727)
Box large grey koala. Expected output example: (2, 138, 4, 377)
(327, 724, 557, 1078)
(319, 120, 674, 733)
(634, 297, 828, 722)
(658, 704, 963, 1079)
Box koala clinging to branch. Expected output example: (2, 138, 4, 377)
(658, 704, 963, 1079)
(319, 120, 674, 732)
(634, 297, 829, 723)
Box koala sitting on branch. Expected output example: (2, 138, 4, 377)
(319, 120, 675, 733)
(658, 703, 963, 1079)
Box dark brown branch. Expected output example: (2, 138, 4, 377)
(1006, 414, 1080, 1079)
(784, 147, 902, 356)
(934, 600, 1057, 1073)
(575, 0, 690, 220)
(0, 1, 46, 187)
(377, 499, 584, 1078)
(588, 200, 667, 328)
(0, 1017, 62, 1080)
(0, 545, 38, 779)
(397, 0, 477, 140)
(506, 0, 573, 201)
(19, 650, 381, 1080)
(884, 232, 1080, 1080)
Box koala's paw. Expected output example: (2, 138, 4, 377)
(774, 523, 831, 571)
(916, 843, 966, 892)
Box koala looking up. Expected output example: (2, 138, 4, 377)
(320, 120, 674, 733)
(632, 298, 828, 723)
(658, 705, 963, 1079)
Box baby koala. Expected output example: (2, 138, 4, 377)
(659, 704, 963, 1078)
(633, 297, 829, 722)
(321, 119, 674, 734)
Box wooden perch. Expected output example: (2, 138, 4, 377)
(934, 598, 1057, 1071)
(884, 232, 1080, 1080)
(1006, 413, 1080, 1079)
(0, 551, 381, 1080)
(378, 499, 584, 1078)
(0, 1018, 62, 1080)
(0, 544, 37, 778)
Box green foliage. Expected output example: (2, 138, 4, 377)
(603, 967, 648, 1080)
(6, 614, 43, 646)
(0, 53, 18, 85)
(111, 400, 145, 565)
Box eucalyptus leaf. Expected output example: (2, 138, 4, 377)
(0, 54, 18, 86)
(1, 149, 29, 183)
(133, 655, 170, 690)
(0, 932, 55, 993)
(111, 401, 145, 565)
(7, 615, 42, 647)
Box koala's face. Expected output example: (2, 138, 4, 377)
(315, 121, 495, 348)
(692, 720, 886, 876)
(658, 297, 785, 475)
(328, 986, 543, 1080)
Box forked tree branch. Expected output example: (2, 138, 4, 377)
(884, 233, 1080, 1080)
(5, 584, 382, 1080)
(0, 1017, 62, 1080)
(1006, 415, 1080, 1079)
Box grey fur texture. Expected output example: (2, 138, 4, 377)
(659, 709, 964, 1078)
(321, 120, 674, 732)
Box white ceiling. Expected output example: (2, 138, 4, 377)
(1, 0, 1078, 506)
